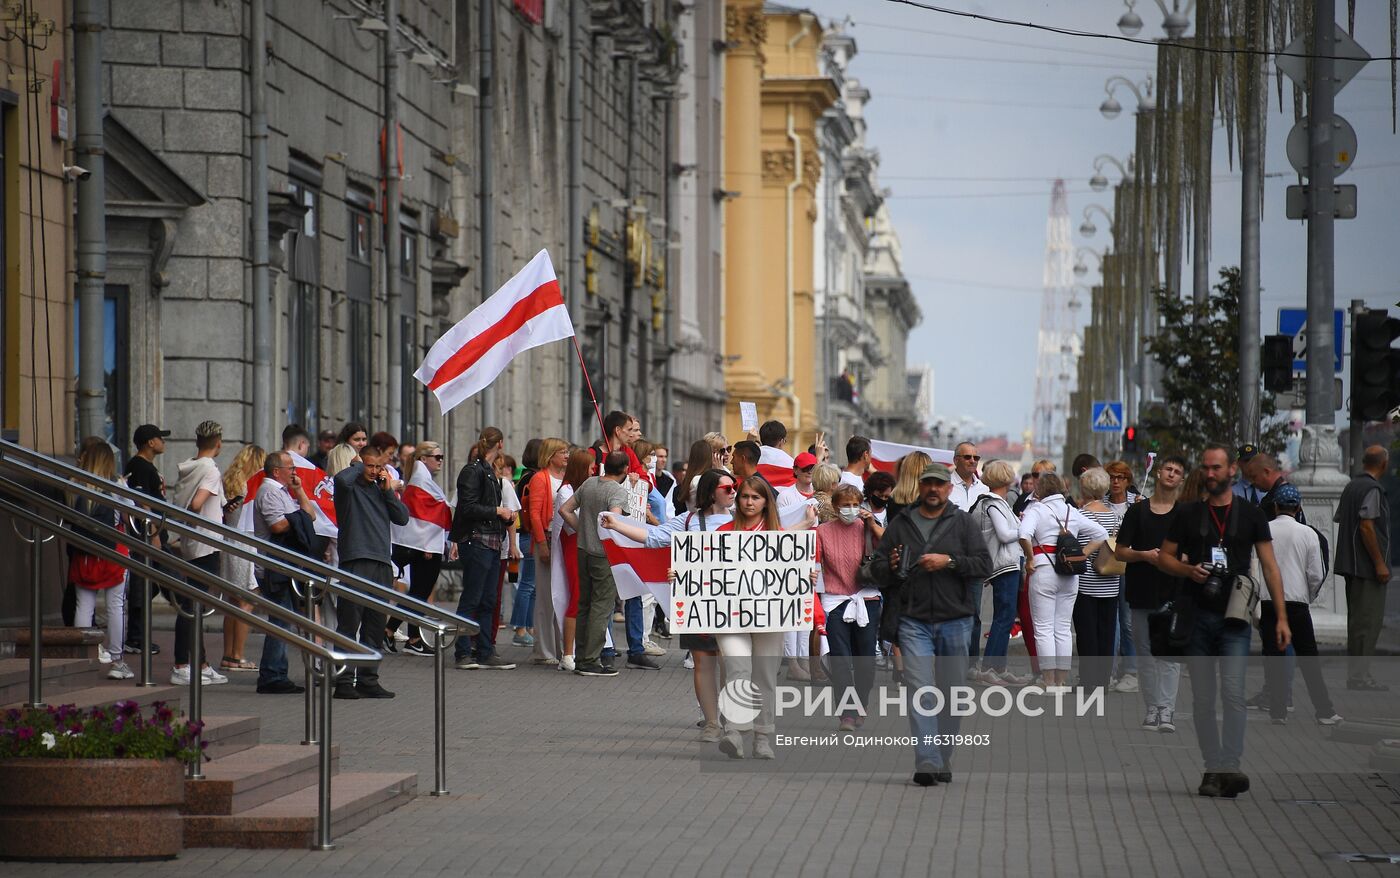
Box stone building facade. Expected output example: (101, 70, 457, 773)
(863, 203, 924, 444)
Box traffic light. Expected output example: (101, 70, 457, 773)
(1351, 309, 1400, 421)
(1123, 425, 1138, 453)
(1262, 334, 1293, 393)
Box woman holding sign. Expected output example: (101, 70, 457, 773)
(605, 469, 736, 743)
(713, 476, 792, 760)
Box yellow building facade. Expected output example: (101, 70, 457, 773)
(722, 2, 837, 451)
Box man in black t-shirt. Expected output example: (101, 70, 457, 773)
(1160, 444, 1290, 801)
(121, 424, 170, 655)
(1114, 454, 1187, 732)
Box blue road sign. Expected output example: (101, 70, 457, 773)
(1277, 308, 1344, 373)
(1091, 400, 1124, 433)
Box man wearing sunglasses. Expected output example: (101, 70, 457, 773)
(949, 442, 991, 513)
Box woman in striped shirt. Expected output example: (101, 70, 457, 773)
(1073, 467, 1122, 690)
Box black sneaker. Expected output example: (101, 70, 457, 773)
(333, 683, 361, 700)
(123, 641, 160, 655)
(403, 641, 433, 656)
(575, 662, 619, 677)
(933, 770, 952, 784)
(1217, 771, 1250, 798)
(1198, 772, 1224, 797)
(477, 655, 517, 670)
(626, 654, 661, 670)
(382, 639, 400, 655)
(355, 682, 396, 699)
(256, 679, 305, 695)
(913, 772, 938, 787)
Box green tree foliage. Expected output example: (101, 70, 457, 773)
(1142, 267, 1288, 458)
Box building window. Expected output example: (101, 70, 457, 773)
(72, 287, 129, 455)
(398, 224, 419, 439)
(286, 175, 320, 431)
(346, 194, 373, 427)
(349, 301, 372, 426)
(0, 99, 12, 438)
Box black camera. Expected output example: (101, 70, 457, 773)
(1201, 563, 1232, 602)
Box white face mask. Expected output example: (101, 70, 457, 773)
(838, 507, 861, 524)
(644, 456, 657, 472)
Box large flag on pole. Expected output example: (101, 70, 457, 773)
(415, 249, 573, 414)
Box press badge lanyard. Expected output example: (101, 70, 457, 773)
(1208, 502, 1231, 567)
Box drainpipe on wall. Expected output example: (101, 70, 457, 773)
(478, 0, 496, 425)
(566, 0, 583, 438)
(249, 0, 270, 446)
(385, 0, 403, 434)
(74, 0, 108, 441)
(780, 105, 801, 446)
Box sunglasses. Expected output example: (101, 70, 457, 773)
(429, 454, 444, 460)
(723, 446, 734, 454)
(715, 484, 737, 494)
(960, 454, 981, 461)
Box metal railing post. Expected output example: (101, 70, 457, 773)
(315, 658, 335, 851)
(188, 595, 204, 781)
(302, 580, 318, 745)
(139, 573, 155, 687)
(27, 532, 44, 709)
(431, 629, 448, 796)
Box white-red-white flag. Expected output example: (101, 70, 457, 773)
(239, 450, 338, 538)
(415, 249, 574, 414)
(756, 445, 796, 488)
(391, 460, 453, 554)
(869, 439, 955, 475)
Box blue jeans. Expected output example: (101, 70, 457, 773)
(1113, 592, 1137, 676)
(981, 571, 1020, 671)
(1186, 607, 1252, 771)
(454, 542, 501, 661)
(604, 596, 645, 658)
(826, 598, 882, 718)
(509, 535, 536, 629)
(968, 582, 984, 659)
(257, 578, 298, 687)
(899, 615, 973, 771)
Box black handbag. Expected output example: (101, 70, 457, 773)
(1147, 598, 1194, 663)
(1052, 504, 1087, 575)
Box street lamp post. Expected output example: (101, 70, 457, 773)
(1088, 154, 1132, 192)
(1099, 75, 1154, 120)
(1078, 204, 1114, 240)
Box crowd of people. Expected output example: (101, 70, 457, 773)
(60, 413, 1393, 794)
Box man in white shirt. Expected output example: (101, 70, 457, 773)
(841, 436, 872, 491)
(778, 452, 819, 508)
(1259, 483, 1340, 725)
(949, 442, 990, 512)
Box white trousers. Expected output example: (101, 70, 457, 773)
(75, 576, 127, 658)
(715, 631, 785, 734)
(1028, 565, 1077, 671)
(783, 629, 810, 658)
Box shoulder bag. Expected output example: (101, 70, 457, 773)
(1052, 504, 1088, 575)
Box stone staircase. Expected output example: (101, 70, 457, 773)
(1, 636, 417, 849)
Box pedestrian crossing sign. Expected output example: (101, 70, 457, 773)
(1091, 401, 1124, 433)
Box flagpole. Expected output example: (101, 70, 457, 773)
(571, 336, 609, 449)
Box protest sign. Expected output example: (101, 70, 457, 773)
(670, 529, 816, 633)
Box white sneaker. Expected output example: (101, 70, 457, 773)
(970, 668, 1003, 687)
(997, 670, 1034, 686)
(170, 666, 192, 685)
(1317, 713, 1344, 726)
(392, 628, 408, 643)
(1157, 709, 1177, 733)
(97, 645, 114, 665)
(559, 655, 575, 672)
(643, 640, 667, 657)
(683, 652, 695, 670)
(106, 661, 134, 680)
(1111, 673, 1139, 693)
(202, 666, 229, 685)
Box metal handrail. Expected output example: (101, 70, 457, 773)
(0, 439, 478, 638)
(1, 437, 465, 805)
(0, 494, 363, 850)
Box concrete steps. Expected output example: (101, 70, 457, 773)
(183, 771, 418, 849)
(0, 656, 100, 705)
(184, 743, 341, 815)
(200, 714, 263, 759)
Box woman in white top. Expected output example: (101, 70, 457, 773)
(1072, 468, 1122, 691)
(605, 469, 736, 743)
(1017, 472, 1108, 687)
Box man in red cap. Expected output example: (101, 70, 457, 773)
(777, 451, 819, 510)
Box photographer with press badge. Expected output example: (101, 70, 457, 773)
(1158, 444, 1290, 800)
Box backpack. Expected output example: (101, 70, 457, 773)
(1052, 503, 1088, 575)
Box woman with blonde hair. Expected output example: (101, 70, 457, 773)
(325, 442, 358, 477)
(970, 458, 1029, 686)
(890, 452, 933, 520)
(219, 443, 266, 671)
(68, 441, 134, 679)
(811, 463, 842, 525)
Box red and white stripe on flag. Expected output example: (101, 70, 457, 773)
(238, 451, 338, 538)
(392, 460, 453, 554)
(600, 519, 671, 605)
(869, 439, 954, 474)
(415, 249, 574, 415)
(756, 446, 796, 488)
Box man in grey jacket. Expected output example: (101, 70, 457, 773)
(871, 462, 992, 788)
(333, 443, 411, 699)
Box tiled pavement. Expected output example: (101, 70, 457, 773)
(8, 615, 1400, 877)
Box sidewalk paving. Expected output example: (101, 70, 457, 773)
(9, 623, 1400, 877)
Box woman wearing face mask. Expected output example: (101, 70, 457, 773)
(863, 471, 897, 529)
(606, 469, 736, 742)
(819, 484, 884, 732)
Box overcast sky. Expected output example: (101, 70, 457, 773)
(801, 0, 1400, 440)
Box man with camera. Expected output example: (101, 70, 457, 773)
(332, 442, 411, 699)
(1159, 443, 1290, 799)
